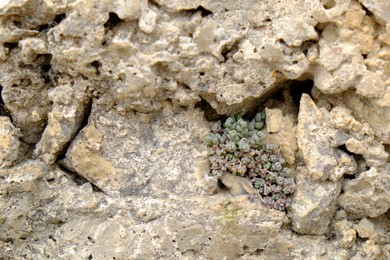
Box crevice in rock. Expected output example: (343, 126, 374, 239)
(220, 40, 240, 63)
(194, 97, 224, 122)
(337, 144, 355, 157)
(38, 54, 55, 84)
(300, 40, 317, 56)
(56, 98, 93, 162)
(0, 84, 11, 117)
(36, 13, 66, 32)
(104, 12, 122, 30)
(184, 6, 213, 17)
(3, 42, 19, 52)
(57, 162, 103, 193)
(289, 79, 314, 107)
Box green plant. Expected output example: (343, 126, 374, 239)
(204, 112, 296, 211)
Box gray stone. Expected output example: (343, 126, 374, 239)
(289, 167, 342, 235)
(338, 164, 390, 218)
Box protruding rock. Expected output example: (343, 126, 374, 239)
(289, 167, 342, 235)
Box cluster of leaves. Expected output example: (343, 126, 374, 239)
(204, 112, 296, 211)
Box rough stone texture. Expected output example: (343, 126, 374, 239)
(0, 116, 20, 168)
(0, 0, 390, 259)
(289, 167, 342, 235)
(62, 99, 210, 196)
(338, 164, 390, 218)
(297, 94, 357, 181)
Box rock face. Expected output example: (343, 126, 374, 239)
(0, 0, 390, 259)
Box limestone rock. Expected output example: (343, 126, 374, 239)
(338, 164, 390, 218)
(33, 80, 89, 164)
(1, 0, 390, 258)
(356, 217, 376, 238)
(62, 101, 210, 196)
(289, 167, 342, 235)
(359, 0, 390, 24)
(297, 94, 356, 181)
(0, 116, 20, 168)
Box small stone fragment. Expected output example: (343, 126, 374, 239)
(356, 217, 376, 238)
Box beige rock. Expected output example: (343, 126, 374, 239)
(0, 116, 20, 168)
(297, 94, 356, 181)
(1, 0, 390, 258)
(265, 108, 283, 133)
(33, 80, 89, 164)
(289, 167, 342, 235)
(356, 217, 376, 238)
(338, 164, 390, 218)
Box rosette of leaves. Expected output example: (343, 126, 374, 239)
(204, 112, 296, 211)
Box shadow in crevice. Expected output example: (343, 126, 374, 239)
(0, 85, 11, 117)
(195, 97, 226, 122)
(289, 79, 314, 107)
(104, 12, 122, 30)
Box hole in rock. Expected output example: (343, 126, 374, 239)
(104, 12, 122, 30)
(3, 42, 18, 51)
(220, 41, 239, 62)
(54, 13, 66, 24)
(300, 40, 317, 55)
(90, 60, 102, 75)
(37, 54, 54, 84)
(289, 79, 314, 106)
(13, 20, 22, 28)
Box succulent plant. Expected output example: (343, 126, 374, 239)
(204, 111, 296, 211)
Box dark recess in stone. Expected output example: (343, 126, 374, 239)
(91, 60, 102, 75)
(54, 13, 66, 24)
(220, 40, 239, 62)
(37, 13, 66, 31)
(3, 42, 18, 51)
(58, 162, 103, 193)
(37, 54, 54, 84)
(338, 144, 355, 157)
(104, 12, 122, 30)
(185, 5, 213, 17)
(195, 98, 225, 122)
(0, 85, 11, 117)
(289, 79, 314, 106)
(300, 40, 317, 55)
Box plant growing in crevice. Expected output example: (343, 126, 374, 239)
(204, 112, 296, 211)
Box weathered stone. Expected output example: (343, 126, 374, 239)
(358, 0, 390, 24)
(289, 167, 342, 235)
(0, 116, 20, 168)
(297, 94, 356, 181)
(338, 164, 390, 218)
(1, 0, 390, 258)
(33, 80, 89, 164)
(63, 101, 210, 196)
(356, 217, 376, 238)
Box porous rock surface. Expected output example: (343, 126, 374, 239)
(0, 0, 389, 259)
